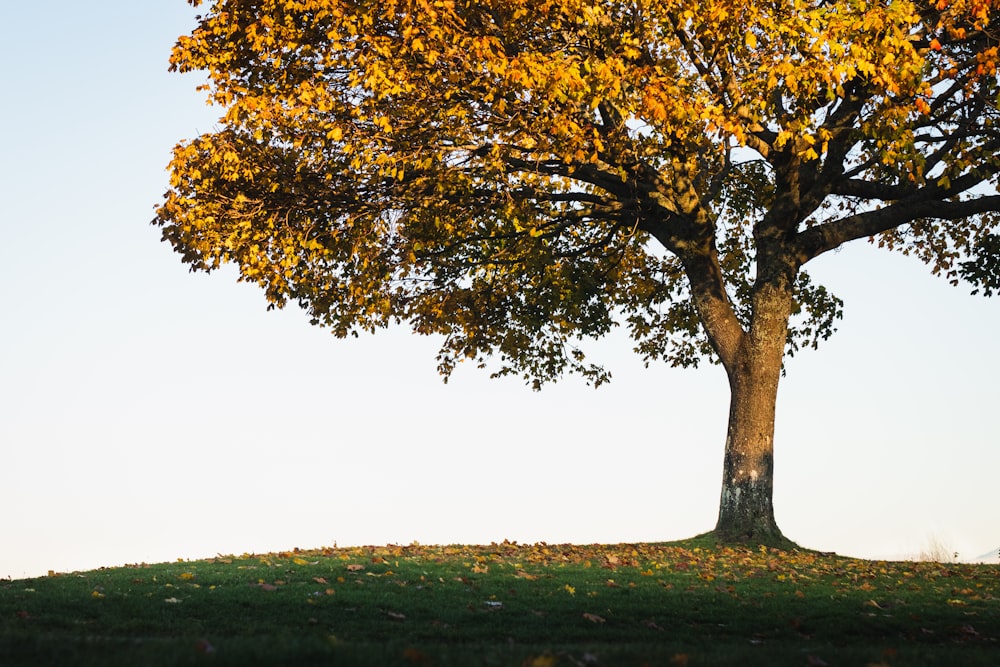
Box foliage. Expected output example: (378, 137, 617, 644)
(3, 541, 1000, 666)
(156, 0, 1000, 387)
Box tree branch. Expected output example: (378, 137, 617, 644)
(794, 194, 1000, 261)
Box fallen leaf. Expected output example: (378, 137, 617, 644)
(387, 611, 406, 620)
(403, 647, 429, 664)
(346, 564, 365, 572)
(583, 612, 606, 624)
(164, 597, 182, 604)
(524, 655, 558, 667)
(669, 654, 689, 666)
(313, 577, 329, 584)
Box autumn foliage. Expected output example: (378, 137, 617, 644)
(156, 0, 1000, 541)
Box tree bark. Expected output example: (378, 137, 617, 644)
(712, 282, 792, 544)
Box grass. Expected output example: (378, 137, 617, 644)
(1, 538, 997, 666)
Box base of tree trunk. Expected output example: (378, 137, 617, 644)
(696, 528, 800, 551)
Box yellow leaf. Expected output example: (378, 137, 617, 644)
(526, 655, 558, 667)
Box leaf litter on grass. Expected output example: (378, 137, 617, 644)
(2, 541, 998, 666)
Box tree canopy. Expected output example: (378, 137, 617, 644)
(158, 0, 999, 389)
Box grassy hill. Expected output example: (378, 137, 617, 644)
(2, 539, 997, 666)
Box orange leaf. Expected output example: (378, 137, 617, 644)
(403, 647, 429, 664)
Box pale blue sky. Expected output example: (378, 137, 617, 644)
(1, 2, 997, 580)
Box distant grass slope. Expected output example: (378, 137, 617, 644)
(2, 540, 998, 666)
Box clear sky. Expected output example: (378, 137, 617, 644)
(1, 2, 998, 580)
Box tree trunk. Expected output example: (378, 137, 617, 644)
(713, 283, 792, 544)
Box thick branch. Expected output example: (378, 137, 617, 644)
(643, 217, 746, 370)
(680, 249, 746, 371)
(832, 150, 1000, 202)
(794, 194, 1000, 261)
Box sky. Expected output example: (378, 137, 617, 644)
(1, 2, 998, 581)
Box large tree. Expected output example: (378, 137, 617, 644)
(157, 0, 1000, 543)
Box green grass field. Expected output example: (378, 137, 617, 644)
(2, 538, 997, 666)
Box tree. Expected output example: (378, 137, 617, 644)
(156, 0, 1000, 543)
